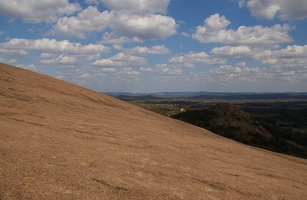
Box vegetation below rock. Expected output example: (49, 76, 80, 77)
(172, 103, 307, 159)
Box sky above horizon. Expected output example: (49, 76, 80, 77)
(1, 0, 307, 93)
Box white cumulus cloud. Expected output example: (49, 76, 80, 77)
(238, 0, 307, 20)
(1, 38, 109, 55)
(100, 0, 170, 14)
(0, 0, 81, 23)
(109, 11, 177, 40)
(211, 44, 307, 69)
(40, 54, 78, 65)
(52, 8, 177, 40)
(93, 53, 146, 67)
(169, 51, 226, 67)
(100, 68, 117, 73)
(265, 45, 307, 67)
(51, 6, 110, 38)
(155, 64, 183, 75)
(127, 45, 171, 55)
(116, 67, 140, 77)
(192, 13, 292, 46)
(101, 32, 143, 44)
(197, 64, 266, 83)
(211, 45, 272, 60)
(274, 45, 307, 58)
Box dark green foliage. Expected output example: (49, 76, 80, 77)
(172, 104, 307, 159)
(243, 106, 307, 157)
(173, 109, 217, 127)
(172, 107, 270, 148)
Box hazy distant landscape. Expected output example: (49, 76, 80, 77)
(110, 92, 307, 159)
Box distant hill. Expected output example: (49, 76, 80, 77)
(108, 91, 307, 100)
(172, 103, 307, 158)
(190, 92, 307, 100)
(1, 63, 307, 199)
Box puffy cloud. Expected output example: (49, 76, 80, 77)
(211, 45, 272, 60)
(40, 54, 78, 65)
(0, 38, 107, 67)
(1, 38, 109, 55)
(100, 68, 117, 73)
(140, 64, 182, 75)
(211, 45, 253, 59)
(265, 45, 307, 67)
(51, 6, 110, 38)
(117, 67, 140, 76)
(245, 0, 280, 20)
(52, 9, 177, 40)
(274, 66, 306, 82)
(49, 0, 176, 40)
(169, 51, 225, 67)
(203, 13, 231, 30)
(274, 45, 307, 58)
(0, 0, 81, 23)
(192, 13, 230, 43)
(140, 67, 154, 72)
(238, 0, 307, 20)
(192, 45, 307, 85)
(192, 13, 292, 46)
(236, 62, 247, 67)
(93, 53, 146, 67)
(93, 58, 121, 67)
(100, 0, 170, 14)
(0, 48, 27, 57)
(110, 44, 170, 55)
(127, 45, 171, 55)
(109, 11, 176, 40)
(209, 65, 243, 75)
(211, 44, 307, 68)
(211, 44, 307, 75)
(155, 64, 183, 75)
(40, 53, 56, 59)
(196, 64, 269, 83)
(101, 32, 143, 44)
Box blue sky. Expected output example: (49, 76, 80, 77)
(0, 0, 307, 92)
